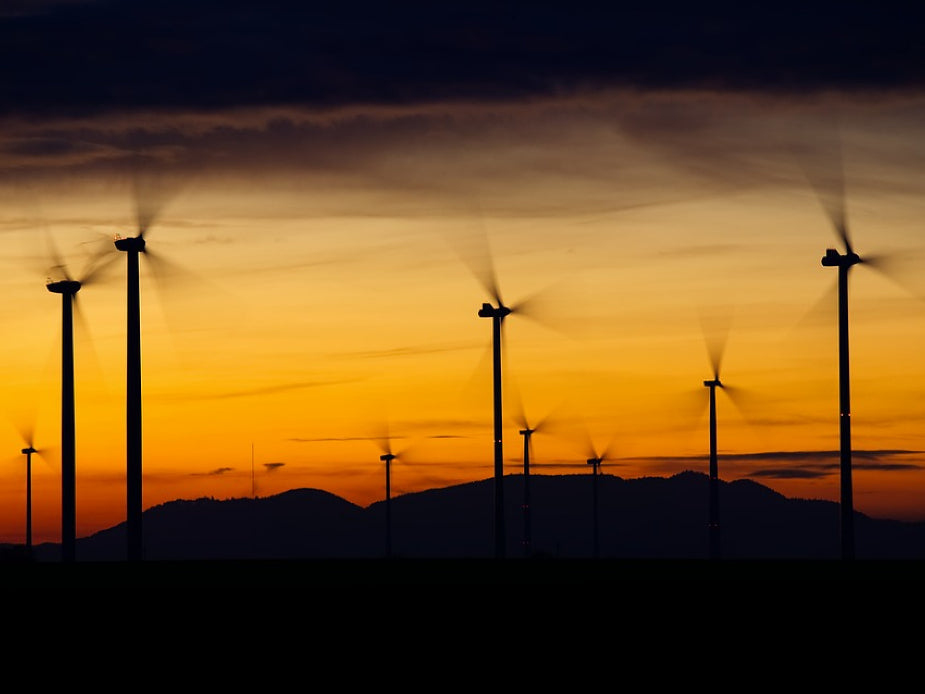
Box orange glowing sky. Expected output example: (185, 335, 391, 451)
(2, 3, 925, 545)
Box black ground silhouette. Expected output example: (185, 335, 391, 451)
(5, 471, 925, 581)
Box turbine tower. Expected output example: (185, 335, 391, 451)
(45, 276, 81, 563)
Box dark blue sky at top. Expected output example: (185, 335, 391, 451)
(1, 0, 923, 118)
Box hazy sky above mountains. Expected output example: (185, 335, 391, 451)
(3, 1, 925, 543)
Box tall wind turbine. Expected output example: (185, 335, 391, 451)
(114, 159, 181, 562)
(801, 123, 924, 560)
(803, 127, 870, 561)
(44, 235, 111, 562)
(820, 205, 859, 561)
(451, 215, 556, 558)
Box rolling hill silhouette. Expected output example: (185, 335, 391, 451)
(9, 471, 925, 568)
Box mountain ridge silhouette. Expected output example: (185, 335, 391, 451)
(9, 470, 925, 564)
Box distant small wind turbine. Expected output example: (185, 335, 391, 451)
(701, 310, 734, 561)
(20, 444, 37, 556)
(373, 422, 410, 559)
(582, 438, 613, 560)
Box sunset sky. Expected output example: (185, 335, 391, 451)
(2, 0, 925, 545)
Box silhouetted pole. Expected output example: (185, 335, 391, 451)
(588, 457, 601, 559)
(116, 236, 144, 562)
(381, 452, 395, 558)
(479, 302, 510, 559)
(822, 247, 857, 560)
(704, 377, 721, 560)
(21, 446, 36, 555)
(519, 427, 534, 557)
(47, 280, 80, 563)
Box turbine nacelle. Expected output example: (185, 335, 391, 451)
(46, 279, 81, 295)
(821, 248, 861, 268)
(478, 302, 511, 319)
(703, 378, 722, 388)
(21, 447, 36, 455)
(114, 235, 146, 253)
(379, 453, 396, 463)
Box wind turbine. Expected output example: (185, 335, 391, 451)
(819, 198, 861, 561)
(20, 444, 37, 557)
(803, 126, 882, 561)
(582, 438, 613, 560)
(512, 397, 558, 558)
(451, 214, 559, 558)
(372, 421, 414, 559)
(517, 421, 538, 558)
(113, 157, 183, 562)
(44, 234, 112, 563)
(477, 266, 546, 559)
(701, 311, 733, 561)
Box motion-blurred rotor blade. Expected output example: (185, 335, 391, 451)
(44, 229, 71, 282)
(71, 294, 107, 390)
(129, 150, 182, 239)
(796, 114, 852, 253)
(700, 307, 733, 380)
(76, 234, 121, 285)
(861, 249, 925, 300)
(446, 207, 504, 307)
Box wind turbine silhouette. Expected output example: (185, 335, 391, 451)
(451, 213, 561, 558)
(373, 426, 401, 559)
(511, 394, 559, 558)
(474, 251, 539, 559)
(581, 436, 613, 560)
(113, 158, 183, 562)
(700, 311, 735, 561)
(19, 443, 37, 556)
(802, 126, 901, 561)
(44, 234, 113, 563)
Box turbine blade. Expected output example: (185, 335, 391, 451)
(862, 249, 925, 300)
(794, 281, 838, 331)
(44, 229, 71, 282)
(129, 151, 175, 239)
(700, 307, 733, 380)
(72, 294, 107, 392)
(77, 234, 121, 286)
(796, 112, 852, 253)
(446, 206, 504, 306)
